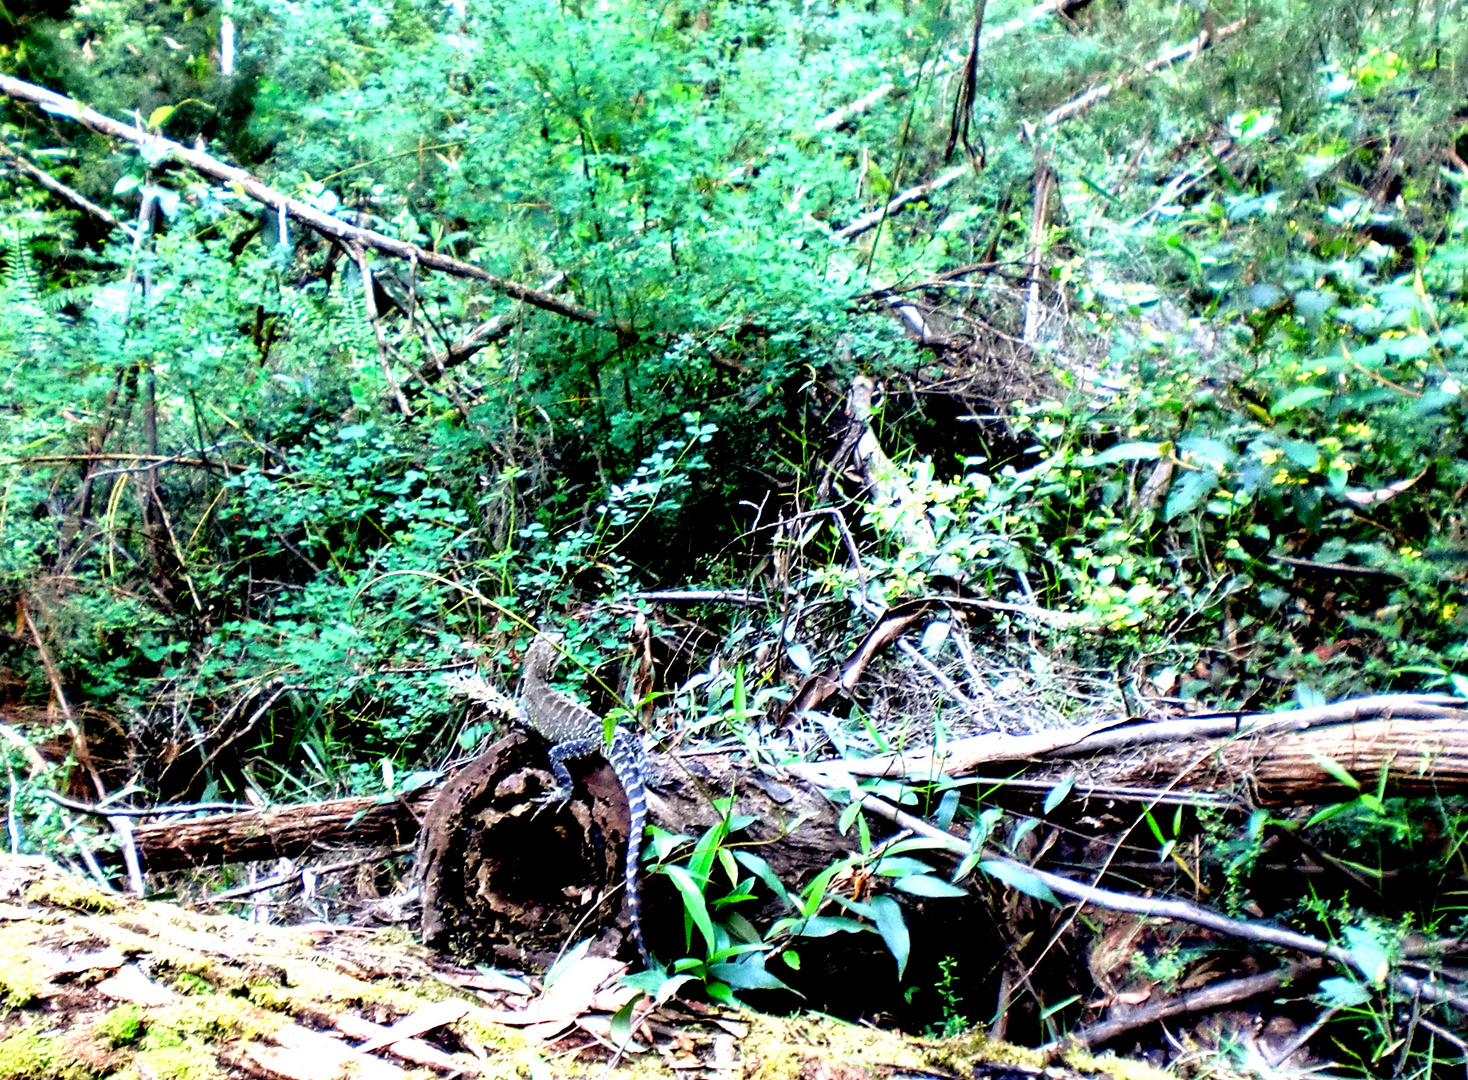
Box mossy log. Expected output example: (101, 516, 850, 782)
(0, 854, 1171, 1080)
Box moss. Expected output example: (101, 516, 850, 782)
(0, 1027, 101, 1080)
(134, 1029, 226, 1080)
(69, 917, 232, 989)
(153, 995, 286, 1044)
(24, 877, 119, 915)
(96, 1004, 146, 1047)
(245, 956, 442, 1016)
(1061, 1047, 1178, 1080)
(0, 1028, 57, 1080)
(0, 921, 45, 1006)
(930, 1030, 1047, 1071)
(171, 972, 212, 995)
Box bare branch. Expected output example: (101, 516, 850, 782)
(1, 149, 137, 239)
(0, 74, 617, 330)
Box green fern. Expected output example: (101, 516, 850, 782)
(0, 227, 53, 359)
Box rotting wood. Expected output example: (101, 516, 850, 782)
(0, 853, 1173, 1080)
(415, 732, 851, 967)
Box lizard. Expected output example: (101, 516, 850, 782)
(521, 634, 651, 967)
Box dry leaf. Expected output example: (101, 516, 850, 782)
(354, 998, 470, 1053)
(97, 963, 178, 1007)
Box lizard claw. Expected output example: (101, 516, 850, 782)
(531, 787, 574, 818)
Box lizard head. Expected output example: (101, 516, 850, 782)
(524, 633, 563, 679)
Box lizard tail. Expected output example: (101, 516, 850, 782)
(613, 730, 651, 967)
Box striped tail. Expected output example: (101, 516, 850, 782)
(610, 729, 651, 966)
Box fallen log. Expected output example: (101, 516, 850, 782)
(131, 788, 437, 871)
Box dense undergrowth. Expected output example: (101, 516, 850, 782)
(1, 0, 1467, 1066)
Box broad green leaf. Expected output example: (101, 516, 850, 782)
(662, 865, 716, 954)
(868, 896, 910, 980)
(1164, 468, 1219, 521)
(979, 860, 1059, 905)
(1342, 925, 1391, 987)
(1270, 386, 1332, 414)
(1317, 977, 1372, 1008)
(709, 955, 795, 992)
(892, 874, 967, 898)
(1080, 441, 1170, 467)
(796, 915, 872, 938)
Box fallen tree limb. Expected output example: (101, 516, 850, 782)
(800, 692, 1468, 781)
(130, 788, 437, 871)
(833, 17, 1249, 241)
(1, 148, 137, 240)
(813, 0, 1080, 133)
(0, 74, 614, 331)
(1061, 959, 1325, 1050)
(1041, 17, 1247, 127)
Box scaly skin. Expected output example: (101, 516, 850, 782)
(522, 635, 650, 966)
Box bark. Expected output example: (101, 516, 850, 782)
(132, 789, 437, 871)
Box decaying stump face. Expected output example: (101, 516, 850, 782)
(417, 732, 636, 966)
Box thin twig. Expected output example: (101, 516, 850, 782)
(202, 846, 413, 903)
(44, 791, 256, 818)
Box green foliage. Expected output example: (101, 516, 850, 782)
(0, 0, 1467, 1054)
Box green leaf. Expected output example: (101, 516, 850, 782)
(709, 955, 794, 992)
(732, 851, 793, 910)
(872, 857, 943, 877)
(1043, 775, 1075, 815)
(1164, 469, 1220, 521)
(1080, 441, 1170, 467)
(609, 998, 643, 1050)
(1310, 753, 1361, 791)
(868, 895, 910, 980)
(1317, 977, 1372, 1008)
(795, 915, 872, 938)
(662, 865, 717, 954)
(1282, 440, 1322, 471)
(147, 104, 176, 130)
(979, 860, 1059, 905)
(1270, 386, 1332, 415)
(891, 874, 967, 898)
(1342, 925, 1391, 987)
(543, 939, 592, 987)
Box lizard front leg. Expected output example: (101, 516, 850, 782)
(536, 735, 605, 807)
